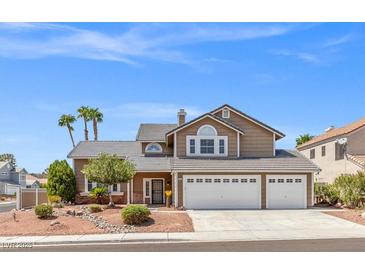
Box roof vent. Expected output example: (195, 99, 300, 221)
(325, 126, 335, 133)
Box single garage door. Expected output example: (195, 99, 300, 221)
(267, 175, 307, 209)
(183, 175, 261, 209)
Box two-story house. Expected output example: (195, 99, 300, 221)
(0, 161, 27, 194)
(68, 104, 319, 209)
(297, 117, 365, 184)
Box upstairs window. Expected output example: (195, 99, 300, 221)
(189, 139, 195, 154)
(322, 146, 326, 157)
(219, 139, 225, 154)
(310, 149, 315, 159)
(197, 125, 217, 136)
(145, 143, 163, 153)
(335, 143, 345, 160)
(200, 139, 214, 154)
(222, 109, 230, 119)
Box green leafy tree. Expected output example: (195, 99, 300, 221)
(77, 106, 92, 141)
(58, 114, 77, 147)
(82, 153, 136, 207)
(0, 153, 16, 170)
(47, 160, 76, 202)
(89, 108, 103, 141)
(296, 134, 314, 147)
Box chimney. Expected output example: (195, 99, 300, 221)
(177, 109, 187, 126)
(325, 126, 335, 133)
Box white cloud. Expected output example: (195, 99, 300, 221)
(323, 33, 354, 48)
(0, 23, 303, 66)
(271, 49, 320, 64)
(104, 102, 203, 119)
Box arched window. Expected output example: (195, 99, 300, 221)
(197, 125, 217, 136)
(145, 143, 163, 153)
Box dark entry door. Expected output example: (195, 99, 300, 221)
(152, 179, 163, 204)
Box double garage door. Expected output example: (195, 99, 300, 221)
(183, 174, 307, 209)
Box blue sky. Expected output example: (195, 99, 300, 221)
(0, 22, 364, 172)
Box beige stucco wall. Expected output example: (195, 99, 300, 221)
(300, 139, 362, 183)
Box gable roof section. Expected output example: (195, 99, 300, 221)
(297, 117, 365, 150)
(136, 124, 177, 141)
(166, 113, 245, 136)
(0, 161, 9, 169)
(211, 104, 285, 139)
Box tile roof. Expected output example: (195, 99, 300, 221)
(68, 142, 319, 172)
(347, 154, 365, 168)
(0, 161, 9, 169)
(136, 124, 177, 141)
(171, 150, 320, 171)
(297, 117, 365, 150)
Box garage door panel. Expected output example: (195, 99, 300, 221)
(267, 175, 306, 209)
(184, 175, 261, 209)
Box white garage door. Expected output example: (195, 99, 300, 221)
(183, 175, 261, 209)
(267, 175, 307, 209)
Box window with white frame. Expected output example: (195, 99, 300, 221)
(145, 143, 163, 153)
(222, 109, 230, 119)
(186, 125, 228, 157)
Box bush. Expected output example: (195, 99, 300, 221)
(34, 204, 53, 219)
(89, 204, 102, 213)
(47, 160, 76, 203)
(90, 187, 108, 204)
(121, 205, 151, 225)
(334, 173, 365, 208)
(48, 195, 62, 204)
(322, 183, 341, 205)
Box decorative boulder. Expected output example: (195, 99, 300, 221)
(50, 220, 60, 226)
(361, 212, 365, 220)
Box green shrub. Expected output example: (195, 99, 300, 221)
(90, 187, 108, 204)
(322, 183, 340, 205)
(34, 204, 53, 219)
(48, 195, 62, 204)
(121, 205, 151, 225)
(334, 173, 365, 208)
(89, 204, 102, 213)
(47, 160, 76, 202)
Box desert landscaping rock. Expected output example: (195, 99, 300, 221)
(361, 212, 365, 220)
(50, 220, 60, 226)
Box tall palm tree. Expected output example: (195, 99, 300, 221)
(77, 106, 92, 141)
(89, 108, 103, 141)
(296, 134, 314, 147)
(58, 114, 77, 147)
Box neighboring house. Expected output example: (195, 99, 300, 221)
(68, 104, 319, 209)
(297, 117, 365, 184)
(0, 161, 28, 195)
(25, 174, 43, 188)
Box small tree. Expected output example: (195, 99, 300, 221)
(296, 134, 314, 147)
(0, 153, 16, 170)
(47, 160, 76, 202)
(82, 153, 136, 207)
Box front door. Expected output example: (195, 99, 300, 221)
(152, 179, 164, 204)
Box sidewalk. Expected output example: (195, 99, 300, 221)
(2, 229, 365, 247)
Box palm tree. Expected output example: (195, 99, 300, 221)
(58, 114, 77, 147)
(89, 108, 103, 141)
(296, 134, 314, 147)
(77, 106, 92, 141)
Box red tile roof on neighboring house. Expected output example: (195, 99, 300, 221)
(347, 154, 365, 168)
(297, 117, 365, 150)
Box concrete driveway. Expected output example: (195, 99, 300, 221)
(0, 202, 16, 213)
(187, 209, 365, 241)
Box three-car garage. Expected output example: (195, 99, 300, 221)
(183, 174, 309, 209)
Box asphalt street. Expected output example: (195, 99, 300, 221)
(2, 238, 365, 252)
